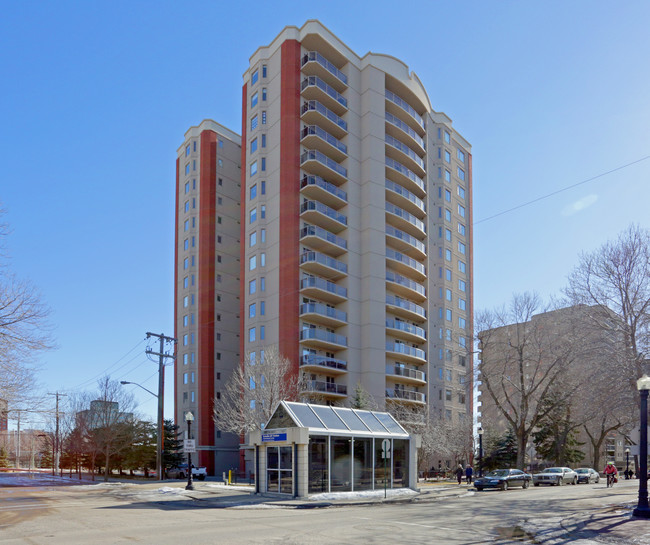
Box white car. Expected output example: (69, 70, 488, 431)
(533, 467, 578, 486)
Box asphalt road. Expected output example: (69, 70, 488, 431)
(0, 474, 643, 544)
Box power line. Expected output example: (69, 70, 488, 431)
(474, 155, 650, 226)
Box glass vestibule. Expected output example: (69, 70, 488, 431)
(308, 436, 407, 493)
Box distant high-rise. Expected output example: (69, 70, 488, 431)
(174, 21, 473, 476)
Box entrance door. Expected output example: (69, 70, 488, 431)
(266, 446, 293, 494)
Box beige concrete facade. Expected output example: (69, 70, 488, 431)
(241, 21, 473, 423)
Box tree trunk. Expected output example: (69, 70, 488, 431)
(516, 430, 527, 469)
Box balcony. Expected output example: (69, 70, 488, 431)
(301, 175, 347, 209)
(300, 302, 347, 327)
(300, 275, 347, 304)
(300, 250, 347, 280)
(300, 328, 348, 350)
(301, 100, 347, 139)
(304, 380, 348, 398)
(301, 200, 347, 233)
(301, 148, 347, 185)
(301, 76, 347, 116)
(386, 294, 426, 322)
(386, 319, 426, 343)
(300, 354, 348, 375)
(386, 270, 426, 302)
(300, 125, 347, 162)
(385, 179, 426, 218)
(301, 51, 347, 92)
(386, 388, 426, 404)
(385, 202, 426, 239)
(386, 248, 426, 281)
(386, 225, 426, 260)
(386, 157, 425, 198)
(386, 365, 426, 385)
(300, 224, 347, 256)
(386, 341, 426, 364)
(385, 112, 426, 155)
(385, 89, 425, 135)
(385, 134, 425, 177)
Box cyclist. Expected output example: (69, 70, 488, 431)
(604, 462, 618, 487)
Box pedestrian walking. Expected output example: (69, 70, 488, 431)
(455, 464, 463, 485)
(465, 465, 473, 484)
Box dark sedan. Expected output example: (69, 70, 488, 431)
(575, 468, 600, 484)
(474, 469, 532, 491)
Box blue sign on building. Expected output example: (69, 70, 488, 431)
(262, 432, 287, 442)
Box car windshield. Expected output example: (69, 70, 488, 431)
(486, 470, 508, 477)
(576, 469, 588, 474)
(545, 468, 562, 473)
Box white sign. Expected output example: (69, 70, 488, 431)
(381, 438, 391, 459)
(184, 439, 196, 453)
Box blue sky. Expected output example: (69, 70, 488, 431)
(2, 1, 649, 427)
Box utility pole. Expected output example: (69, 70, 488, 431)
(47, 392, 67, 476)
(146, 332, 176, 481)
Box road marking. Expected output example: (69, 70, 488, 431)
(353, 516, 482, 534)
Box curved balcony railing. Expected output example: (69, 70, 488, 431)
(386, 388, 425, 403)
(301, 200, 347, 226)
(301, 224, 347, 250)
(386, 342, 426, 360)
(300, 354, 348, 371)
(306, 380, 348, 395)
(386, 248, 426, 276)
(301, 101, 347, 132)
(300, 251, 347, 274)
(301, 125, 347, 155)
(385, 179, 425, 213)
(385, 112, 425, 150)
(301, 175, 347, 202)
(386, 225, 426, 254)
(301, 149, 347, 178)
(301, 51, 347, 86)
(300, 302, 347, 323)
(385, 319, 426, 339)
(386, 270, 426, 297)
(385, 157, 425, 194)
(301, 276, 347, 299)
(385, 135, 425, 170)
(300, 328, 348, 347)
(386, 295, 426, 318)
(385, 202, 426, 233)
(388, 366, 426, 382)
(301, 76, 347, 109)
(385, 90, 425, 130)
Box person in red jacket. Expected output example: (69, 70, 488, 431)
(604, 462, 618, 487)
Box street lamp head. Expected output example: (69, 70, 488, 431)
(477, 427, 483, 436)
(120, 381, 131, 385)
(185, 411, 194, 422)
(626, 447, 630, 454)
(638, 374, 650, 391)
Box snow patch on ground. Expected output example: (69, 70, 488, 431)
(308, 488, 418, 501)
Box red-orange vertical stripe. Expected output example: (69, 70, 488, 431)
(279, 40, 301, 378)
(198, 129, 217, 472)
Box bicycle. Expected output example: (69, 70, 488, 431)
(606, 473, 618, 488)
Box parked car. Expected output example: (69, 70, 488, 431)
(166, 464, 207, 480)
(575, 468, 600, 484)
(533, 467, 578, 486)
(474, 469, 532, 491)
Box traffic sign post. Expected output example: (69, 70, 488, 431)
(184, 439, 196, 453)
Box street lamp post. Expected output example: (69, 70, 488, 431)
(633, 375, 650, 518)
(185, 411, 194, 491)
(120, 381, 163, 481)
(626, 448, 630, 479)
(478, 427, 484, 478)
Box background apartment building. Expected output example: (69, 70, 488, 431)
(174, 120, 241, 473)
(175, 21, 473, 476)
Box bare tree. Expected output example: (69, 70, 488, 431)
(477, 293, 586, 469)
(566, 224, 650, 391)
(213, 346, 305, 435)
(0, 206, 54, 406)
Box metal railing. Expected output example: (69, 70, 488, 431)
(385, 112, 426, 150)
(300, 224, 347, 250)
(301, 149, 347, 178)
(386, 270, 426, 297)
(386, 225, 426, 254)
(386, 248, 426, 275)
(301, 51, 347, 85)
(386, 295, 426, 318)
(385, 179, 425, 212)
(306, 380, 348, 395)
(385, 202, 426, 233)
(301, 100, 347, 132)
(301, 200, 347, 226)
(300, 328, 348, 347)
(301, 276, 347, 298)
(300, 251, 347, 274)
(301, 125, 347, 154)
(385, 134, 425, 170)
(301, 76, 347, 109)
(385, 319, 426, 339)
(301, 175, 347, 202)
(385, 89, 425, 129)
(300, 302, 347, 323)
(386, 388, 425, 402)
(300, 354, 348, 371)
(388, 366, 426, 382)
(386, 342, 426, 360)
(385, 157, 425, 193)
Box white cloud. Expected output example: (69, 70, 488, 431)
(562, 194, 598, 216)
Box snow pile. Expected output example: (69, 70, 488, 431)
(308, 488, 418, 501)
